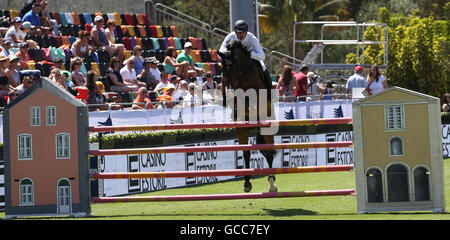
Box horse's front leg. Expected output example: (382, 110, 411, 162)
(243, 150, 252, 192)
(236, 128, 252, 192)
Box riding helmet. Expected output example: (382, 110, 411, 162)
(234, 20, 248, 32)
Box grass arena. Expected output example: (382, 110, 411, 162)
(2, 81, 449, 219)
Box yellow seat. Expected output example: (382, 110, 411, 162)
(155, 25, 163, 38)
(127, 25, 135, 37)
(113, 12, 122, 25)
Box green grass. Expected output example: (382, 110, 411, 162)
(2, 159, 450, 220)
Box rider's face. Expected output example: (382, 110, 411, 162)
(236, 31, 247, 41)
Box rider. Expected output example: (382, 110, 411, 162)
(219, 20, 272, 89)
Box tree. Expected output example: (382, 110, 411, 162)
(348, 8, 449, 99)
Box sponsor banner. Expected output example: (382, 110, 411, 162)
(442, 124, 450, 159)
(94, 131, 353, 197)
(98, 140, 238, 197)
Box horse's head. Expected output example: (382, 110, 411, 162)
(218, 40, 251, 89)
(226, 40, 251, 60)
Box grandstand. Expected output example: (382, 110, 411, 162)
(0, 1, 366, 109)
(0, 5, 222, 106)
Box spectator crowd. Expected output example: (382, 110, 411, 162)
(275, 63, 388, 102)
(0, 0, 391, 111)
(0, 0, 223, 111)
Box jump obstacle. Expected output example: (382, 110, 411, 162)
(92, 165, 354, 179)
(89, 141, 353, 156)
(88, 117, 352, 132)
(90, 118, 355, 204)
(91, 189, 356, 203)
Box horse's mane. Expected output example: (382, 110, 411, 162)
(226, 39, 250, 56)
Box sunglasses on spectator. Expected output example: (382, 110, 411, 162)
(25, 80, 34, 84)
(128, 62, 135, 64)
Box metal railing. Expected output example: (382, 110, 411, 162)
(144, 0, 304, 75)
(146, 1, 213, 48)
(293, 21, 389, 69)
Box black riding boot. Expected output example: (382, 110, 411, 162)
(263, 69, 272, 88)
(263, 69, 273, 97)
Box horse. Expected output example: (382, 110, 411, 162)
(218, 40, 278, 193)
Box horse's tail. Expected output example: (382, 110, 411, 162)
(256, 132, 265, 145)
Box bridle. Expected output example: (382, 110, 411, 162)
(222, 45, 253, 89)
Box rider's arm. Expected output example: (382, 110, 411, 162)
(219, 32, 234, 53)
(248, 34, 265, 61)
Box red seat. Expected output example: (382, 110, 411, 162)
(149, 25, 157, 38)
(53, 12, 61, 25)
(124, 13, 134, 26)
(122, 37, 132, 50)
(142, 14, 150, 26)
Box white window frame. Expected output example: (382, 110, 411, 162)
(19, 178, 34, 206)
(384, 105, 405, 131)
(18, 134, 33, 160)
(30, 106, 41, 126)
(56, 133, 70, 159)
(46, 106, 56, 126)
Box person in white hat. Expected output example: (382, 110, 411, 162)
(5, 55, 21, 88)
(5, 17, 26, 45)
(172, 79, 189, 103)
(91, 15, 125, 63)
(1, 39, 13, 57)
(183, 82, 201, 108)
(175, 41, 205, 80)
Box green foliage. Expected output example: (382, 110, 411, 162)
(89, 128, 236, 149)
(377, 7, 390, 24)
(346, 12, 448, 99)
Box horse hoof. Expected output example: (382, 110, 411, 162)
(269, 184, 278, 192)
(268, 175, 277, 192)
(244, 181, 252, 193)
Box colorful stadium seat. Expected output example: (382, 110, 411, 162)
(155, 25, 163, 38)
(170, 26, 179, 37)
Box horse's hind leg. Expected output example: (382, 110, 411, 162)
(236, 128, 252, 192)
(261, 134, 277, 192)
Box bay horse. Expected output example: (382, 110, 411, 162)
(218, 40, 278, 193)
